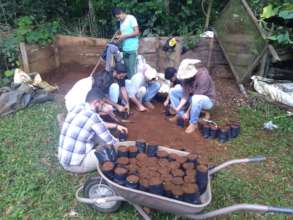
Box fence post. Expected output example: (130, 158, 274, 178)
(19, 42, 30, 73)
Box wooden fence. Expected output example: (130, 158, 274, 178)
(20, 34, 227, 75)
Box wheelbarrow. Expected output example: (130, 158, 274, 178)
(76, 141, 293, 219)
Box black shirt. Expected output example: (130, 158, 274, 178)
(93, 70, 125, 98)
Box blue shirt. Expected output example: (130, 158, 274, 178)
(120, 14, 139, 52)
(58, 103, 117, 166)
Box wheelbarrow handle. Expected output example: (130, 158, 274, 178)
(208, 156, 266, 175)
(269, 206, 293, 214)
(185, 204, 293, 219)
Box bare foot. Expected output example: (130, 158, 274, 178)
(137, 105, 148, 112)
(168, 115, 178, 122)
(185, 123, 198, 134)
(144, 102, 155, 109)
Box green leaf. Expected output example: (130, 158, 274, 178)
(277, 32, 290, 44)
(279, 10, 293, 19)
(261, 4, 277, 19)
(4, 70, 14, 78)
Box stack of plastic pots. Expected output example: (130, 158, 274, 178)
(99, 141, 211, 205)
(198, 119, 241, 143)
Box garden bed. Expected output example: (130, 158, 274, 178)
(43, 61, 247, 162)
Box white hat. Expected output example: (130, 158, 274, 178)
(144, 64, 158, 81)
(177, 59, 201, 80)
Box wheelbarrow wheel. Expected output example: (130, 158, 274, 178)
(83, 176, 121, 213)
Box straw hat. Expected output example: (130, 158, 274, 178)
(177, 59, 201, 80)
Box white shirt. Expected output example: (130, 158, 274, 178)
(65, 76, 93, 111)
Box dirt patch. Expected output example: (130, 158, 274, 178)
(43, 63, 97, 95)
(45, 63, 247, 163)
(126, 103, 225, 161)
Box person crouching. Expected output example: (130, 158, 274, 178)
(58, 88, 128, 173)
(168, 59, 215, 134)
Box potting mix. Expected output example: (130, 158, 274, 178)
(96, 141, 209, 205)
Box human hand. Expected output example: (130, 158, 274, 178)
(117, 125, 128, 134)
(163, 99, 169, 107)
(125, 103, 130, 114)
(116, 35, 125, 42)
(116, 105, 126, 112)
(182, 112, 189, 120)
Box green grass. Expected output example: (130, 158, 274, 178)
(0, 101, 292, 219)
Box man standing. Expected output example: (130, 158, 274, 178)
(58, 89, 128, 173)
(112, 7, 140, 78)
(169, 59, 215, 134)
(93, 62, 130, 113)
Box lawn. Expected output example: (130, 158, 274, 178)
(0, 101, 292, 220)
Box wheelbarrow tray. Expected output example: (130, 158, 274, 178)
(97, 141, 212, 215)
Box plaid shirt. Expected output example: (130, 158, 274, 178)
(58, 103, 117, 166)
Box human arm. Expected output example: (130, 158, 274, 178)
(103, 98, 126, 112)
(120, 87, 130, 113)
(105, 122, 128, 134)
(182, 104, 191, 120)
(118, 26, 140, 41)
(91, 116, 117, 145)
(129, 96, 147, 112)
(163, 95, 170, 107)
(175, 95, 189, 113)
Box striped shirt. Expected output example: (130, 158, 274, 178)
(58, 103, 117, 166)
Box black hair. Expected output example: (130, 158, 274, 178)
(164, 67, 177, 80)
(183, 77, 195, 87)
(112, 7, 124, 16)
(86, 87, 104, 103)
(114, 62, 127, 73)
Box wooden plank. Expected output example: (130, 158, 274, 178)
(19, 42, 30, 73)
(29, 56, 56, 74)
(28, 46, 55, 63)
(56, 35, 108, 47)
(53, 40, 60, 68)
(139, 37, 159, 54)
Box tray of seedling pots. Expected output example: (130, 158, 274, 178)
(95, 140, 212, 215)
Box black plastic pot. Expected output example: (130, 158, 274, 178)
(119, 111, 129, 119)
(231, 123, 240, 138)
(139, 179, 149, 192)
(113, 167, 128, 186)
(196, 165, 208, 194)
(164, 105, 172, 117)
(209, 125, 218, 139)
(172, 188, 184, 201)
(135, 140, 147, 153)
(118, 131, 128, 141)
(125, 175, 139, 189)
(128, 146, 138, 158)
(146, 144, 158, 157)
(183, 185, 201, 204)
(187, 154, 199, 167)
(218, 127, 229, 143)
(117, 146, 128, 158)
(149, 179, 164, 195)
(177, 117, 185, 128)
(101, 161, 115, 180)
(202, 124, 210, 138)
